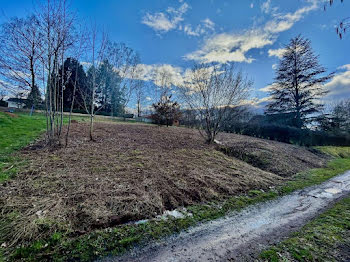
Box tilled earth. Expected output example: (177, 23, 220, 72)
(0, 122, 327, 247)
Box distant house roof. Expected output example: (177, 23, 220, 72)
(7, 98, 27, 103)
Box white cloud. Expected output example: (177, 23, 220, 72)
(268, 48, 286, 58)
(324, 64, 350, 101)
(261, 0, 272, 13)
(183, 24, 204, 36)
(202, 18, 215, 31)
(142, 13, 176, 32)
(183, 19, 215, 37)
(145, 96, 152, 101)
(250, 3, 254, 9)
(142, 3, 215, 37)
(133, 64, 185, 87)
(142, 2, 189, 33)
(263, 0, 318, 34)
(184, 30, 273, 63)
(259, 83, 277, 93)
(185, 0, 320, 63)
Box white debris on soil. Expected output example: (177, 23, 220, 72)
(157, 208, 193, 220)
(134, 219, 149, 225)
(133, 208, 193, 225)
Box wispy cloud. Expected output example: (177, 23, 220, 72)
(142, 3, 215, 37)
(142, 2, 189, 33)
(183, 18, 215, 36)
(185, 0, 319, 63)
(259, 83, 277, 93)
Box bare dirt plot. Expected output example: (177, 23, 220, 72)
(1, 122, 282, 246)
(216, 132, 328, 177)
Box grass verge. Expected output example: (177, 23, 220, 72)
(259, 195, 350, 262)
(259, 146, 350, 262)
(0, 112, 47, 183)
(5, 147, 350, 261)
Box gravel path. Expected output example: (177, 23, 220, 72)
(102, 170, 350, 262)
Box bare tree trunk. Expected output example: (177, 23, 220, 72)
(89, 114, 94, 141)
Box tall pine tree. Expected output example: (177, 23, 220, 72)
(266, 35, 333, 128)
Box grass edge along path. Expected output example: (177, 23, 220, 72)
(259, 194, 350, 262)
(258, 147, 350, 262)
(3, 146, 350, 261)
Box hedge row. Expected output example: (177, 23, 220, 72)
(222, 123, 350, 146)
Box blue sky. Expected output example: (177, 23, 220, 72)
(1, 0, 349, 110)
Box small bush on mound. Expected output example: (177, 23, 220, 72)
(223, 123, 350, 147)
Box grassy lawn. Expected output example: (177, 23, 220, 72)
(0, 112, 47, 183)
(260, 195, 350, 262)
(1, 113, 350, 261)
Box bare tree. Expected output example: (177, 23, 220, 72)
(152, 66, 174, 101)
(79, 22, 108, 140)
(106, 42, 141, 117)
(38, 0, 75, 144)
(65, 25, 88, 147)
(135, 79, 144, 117)
(0, 15, 43, 98)
(179, 62, 251, 144)
(266, 35, 333, 128)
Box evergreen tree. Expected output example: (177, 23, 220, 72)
(26, 84, 42, 108)
(59, 58, 89, 111)
(152, 95, 181, 126)
(266, 35, 333, 128)
(93, 60, 124, 115)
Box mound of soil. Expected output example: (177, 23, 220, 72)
(216, 132, 328, 177)
(1, 123, 282, 245)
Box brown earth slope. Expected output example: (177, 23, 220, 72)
(216, 132, 328, 177)
(0, 122, 327, 246)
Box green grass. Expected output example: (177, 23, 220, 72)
(315, 146, 350, 158)
(260, 196, 350, 262)
(0, 112, 47, 155)
(0, 112, 47, 182)
(259, 146, 350, 261)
